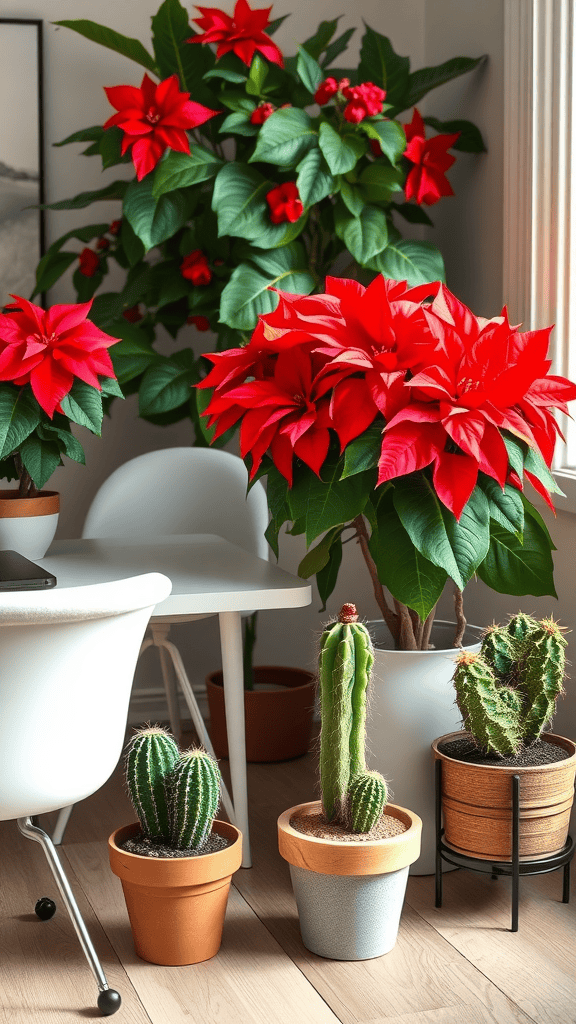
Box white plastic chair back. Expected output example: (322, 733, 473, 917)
(83, 447, 269, 561)
(0, 573, 171, 820)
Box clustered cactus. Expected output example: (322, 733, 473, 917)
(319, 604, 388, 833)
(125, 726, 221, 851)
(452, 613, 567, 758)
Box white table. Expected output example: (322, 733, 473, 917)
(40, 534, 312, 867)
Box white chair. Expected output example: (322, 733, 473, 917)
(0, 572, 172, 1016)
(81, 447, 269, 829)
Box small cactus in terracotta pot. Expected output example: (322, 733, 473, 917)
(278, 604, 422, 961)
(109, 727, 242, 966)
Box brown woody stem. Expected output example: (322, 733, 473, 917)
(353, 515, 400, 645)
(395, 599, 418, 650)
(454, 588, 467, 647)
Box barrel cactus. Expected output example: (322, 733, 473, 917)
(452, 614, 567, 758)
(124, 726, 221, 851)
(319, 603, 388, 833)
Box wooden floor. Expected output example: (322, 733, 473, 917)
(1, 727, 575, 1024)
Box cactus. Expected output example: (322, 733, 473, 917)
(452, 614, 567, 757)
(318, 603, 388, 832)
(125, 726, 179, 842)
(169, 749, 221, 850)
(124, 727, 222, 852)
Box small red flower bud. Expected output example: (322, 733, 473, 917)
(78, 248, 100, 278)
(250, 101, 275, 124)
(181, 249, 212, 285)
(337, 78, 350, 92)
(187, 314, 211, 331)
(96, 237, 110, 251)
(109, 219, 122, 235)
(122, 304, 143, 323)
(370, 139, 383, 158)
(266, 182, 304, 224)
(314, 77, 338, 105)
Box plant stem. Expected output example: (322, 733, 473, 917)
(454, 587, 467, 647)
(394, 599, 418, 650)
(353, 515, 400, 644)
(421, 603, 437, 650)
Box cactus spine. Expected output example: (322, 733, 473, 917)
(125, 726, 179, 842)
(169, 750, 221, 850)
(319, 604, 388, 832)
(452, 614, 567, 758)
(124, 727, 222, 851)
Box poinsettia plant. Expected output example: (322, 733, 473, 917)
(0, 296, 121, 495)
(198, 275, 576, 651)
(35, 0, 485, 437)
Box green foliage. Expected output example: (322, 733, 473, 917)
(39, 7, 485, 446)
(318, 605, 388, 832)
(452, 615, 567, 757)
(124, 727, 222, 851)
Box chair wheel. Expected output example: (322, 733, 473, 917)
(35, 897, 56, 920)
(97, 989, 122, 1015)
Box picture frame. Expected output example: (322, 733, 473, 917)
(0, 18, 45, 307)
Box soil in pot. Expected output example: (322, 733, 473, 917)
(438, 735, 570, 767)
(289, 810, 407, 842)
(206, 665, 316, 762)
(119, 830, 233, 857)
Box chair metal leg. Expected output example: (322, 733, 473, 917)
(151, 624, 183, 741)
(52, 804, 74, 846)
(151, 633, 238, 830)
(17, 816, 121, 1015)
(219, 610, 251, 868)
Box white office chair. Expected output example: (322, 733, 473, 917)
(0, 572, 172, 1016)
(81, 447, 269, 827)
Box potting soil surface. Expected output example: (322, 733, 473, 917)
(119, 832, 232, 858)
(438, 735, 570, 767)
(289, 811, 407, 842)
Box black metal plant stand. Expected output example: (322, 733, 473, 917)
(434, 758, 574, 931)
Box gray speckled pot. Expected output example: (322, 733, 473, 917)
(278, 800, 422, 961)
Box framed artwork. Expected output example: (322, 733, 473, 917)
(0, 18, 45, 306)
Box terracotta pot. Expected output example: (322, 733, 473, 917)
(278, 800, 422, 960)
(108, 820, 242, 965)
(206, 665, 316, 762)
(433, 731, 576, 861)
(0, 489, 60, 559)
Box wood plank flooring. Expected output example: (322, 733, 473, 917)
(1, 727, 574, 1023)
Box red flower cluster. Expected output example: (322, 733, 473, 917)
(314, 77, 338, 105)
(199, 276, 576, 516)
(403, 107, 460, 206)
(181, 250, 212, 285)
(104, 73, 220, 181)
(266, 182, 303, 223)
(78, 248, 100, 277)
(341, 82, 386, 124)
(189, 0, 284, 68)
(0, 295, 119, 418)
(250, 102, 275, 124)
(187, 314, 211, 331)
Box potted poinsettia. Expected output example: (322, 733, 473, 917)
(0, 295, 121, 558)
(36, 0, 485, 438)
(198, 272, 576, 872)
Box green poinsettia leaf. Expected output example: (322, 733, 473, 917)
(246, 53, 269, 95)
(358, 27, 410, 110)
(477, 515, 557, 598)
(358, 163, 404, 204)
(32, 251, 78, 298)
(53, 19, 158, 73)
(340, 205, 388, 264)
(302, 18, 341, 60)
(288, 461, 372, 545)
(298, 526, 343, 579)
(152, 0, 217, 105)
(315, 535, 343, 611)
(59, 381, 104, 435)
(0, 387, 41, 460)
(249, 108, 318, 167)
(423, 116, 486, 153)
(392, 474, 464, 589)
(138, 356, 197, 416)
(402, 55, 486, 112)
(54, 126, 104, 147)
(360, 118, 406, 165)
(318, 121, 367, 175)
(370, 487, 447, 621)
(477, 475, 525, 534)
(219, 111, 259, 136)
(297, 45, 323, 94)
(322, 28, 356, 69)
(153, 146, 223, 197)
(42, 180, 128, 211)
(124, 176, 189, 252)
(296, 149, 336, 206)
(439, 487, 491, 587)
(212, 163, 306, 247)
(341, 424, 383, 479)
(19, 435, 62, 490)
(368, 240, 445, 286)
(219, 243, 315, 330)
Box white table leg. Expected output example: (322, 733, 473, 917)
(219, 610, 251, 868)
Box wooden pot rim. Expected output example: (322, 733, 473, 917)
(0, 489, 60, 517)
(432, 731, 576, 771)
(206, 666, 316, 694)
(108, 820, 242, 887)
(278, 800, 422, 876)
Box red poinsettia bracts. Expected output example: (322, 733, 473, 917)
(189, 0, 284, 68)
(0, 295, 119, 418)
(199, 275, 576, 516)
(103, 73, 220, 180)
(403, 107, 460, 206)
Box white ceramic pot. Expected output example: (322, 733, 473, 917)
(278, 801, 422, 961)
(365, 619, 482, 876)
(0, 490, 60, 559)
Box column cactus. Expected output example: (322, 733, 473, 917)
(124, 726, 222, 851)
(452, 614, 567, 758)
(319, 603, 388, 833)
(125, 726, 179, 842)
